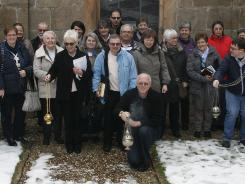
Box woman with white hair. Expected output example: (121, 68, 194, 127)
(45, 29, 92, 154)
(33, 31, 63, 145)
(161, 28, 188, 138)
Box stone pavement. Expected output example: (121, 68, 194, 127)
(11, 116, 161, 184)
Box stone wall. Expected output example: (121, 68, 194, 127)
(0, 0, 28, 40)
(0, 0, 99, 42)
(161, 0, 245, 38)
(0, 0, 244, 41)
(28, 0, 99, 43)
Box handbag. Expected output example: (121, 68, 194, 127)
(22, 77, 41, 112)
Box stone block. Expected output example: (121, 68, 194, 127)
(238, 8, 245, 26)
(1, 0, 28, 7)
(29, 0, 37, 8)
(36, 0, 84, 8)
(0, 7, 17, 27)
(29, 7, 51, 30)
(176, 8, 207, 31)
(178, 0, 193, 8)
(237, 0, 245, 6)
(207, 8, 239, 29)
(194, 0, 231, 7)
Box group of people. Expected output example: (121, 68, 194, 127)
(0, 8, 245, 172)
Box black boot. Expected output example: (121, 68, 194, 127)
(203, 131, 212, 138)
(7, 138, 17, 146)
(193, 131, 201, 138)
(43, 137, 50, 145)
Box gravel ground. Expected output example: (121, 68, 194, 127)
(13, 115, 160, 184)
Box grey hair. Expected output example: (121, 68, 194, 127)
(137, 73, 152, 84)
(120, 24, 134, 33)
(82, 32, 102, 49)
(163, 29, 178, 41)
(63, 29, 78, 43)
(43, 30, 57, 40)
(179, 21, 192, 30)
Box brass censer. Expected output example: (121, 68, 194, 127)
(44, 82, 53, 125)
(122, 117, 134, 150)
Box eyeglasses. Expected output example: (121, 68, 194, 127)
(138, 82, 149, 86)
(111, 17, 121, 20)
(109, 42, 121, 46)
(64, 42, 76, 46)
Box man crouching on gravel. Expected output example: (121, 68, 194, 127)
(115, 73, 164, 171)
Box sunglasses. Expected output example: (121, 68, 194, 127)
(111, 17, 121, 20)
(64, 42, 76, 46)
(109, 42, 121, 46)
(38, 29, 48, 32)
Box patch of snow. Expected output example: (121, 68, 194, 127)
(156, 139, 245, 184)
(0, 140, 23, 184)
(26, 153, 138, 184)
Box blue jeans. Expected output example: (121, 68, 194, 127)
(127, 126, 160, 169)
(224, 90, 245, 141)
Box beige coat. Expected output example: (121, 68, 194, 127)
(33, 45, 63, 98)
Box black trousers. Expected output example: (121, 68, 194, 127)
(104, 90, 123, 146)
(1, 94, 25, 140)
(181, 94, 189, 130)
(40, 98, 62, 140)
(163, 101, 180, 135)
(57, 92, 82, 150)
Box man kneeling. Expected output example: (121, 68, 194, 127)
(115, 73, 164, 171)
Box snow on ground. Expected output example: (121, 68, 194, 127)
(26, 153, 138, 184)
(156, 139, 245, 184)
(0, 140, 23, 184)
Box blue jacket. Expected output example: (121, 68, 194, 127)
(214, 55, 245, 96)
(93, 49, 137, 101)
(0, 41, 32, 94)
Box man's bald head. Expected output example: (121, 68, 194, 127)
(137, 73, 152, 85)
(137, 73, 152, 97)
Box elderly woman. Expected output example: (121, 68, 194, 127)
(0, 26, 31, 146)
(187, 33, 220, 138)
(80, 32, 102, 67)
(33, 31, 63, 145)
(45, 30, 92, 153)
(161, 29, 188, 138)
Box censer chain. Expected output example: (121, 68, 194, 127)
(218, 71, 245, 88)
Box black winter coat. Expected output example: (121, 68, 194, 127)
(115, 88, 164, 127)
(163, 46, 188, 102)
(0, 41, 32, 94)
(48, 49, 92, 101)
(214, 54, 245, 96)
